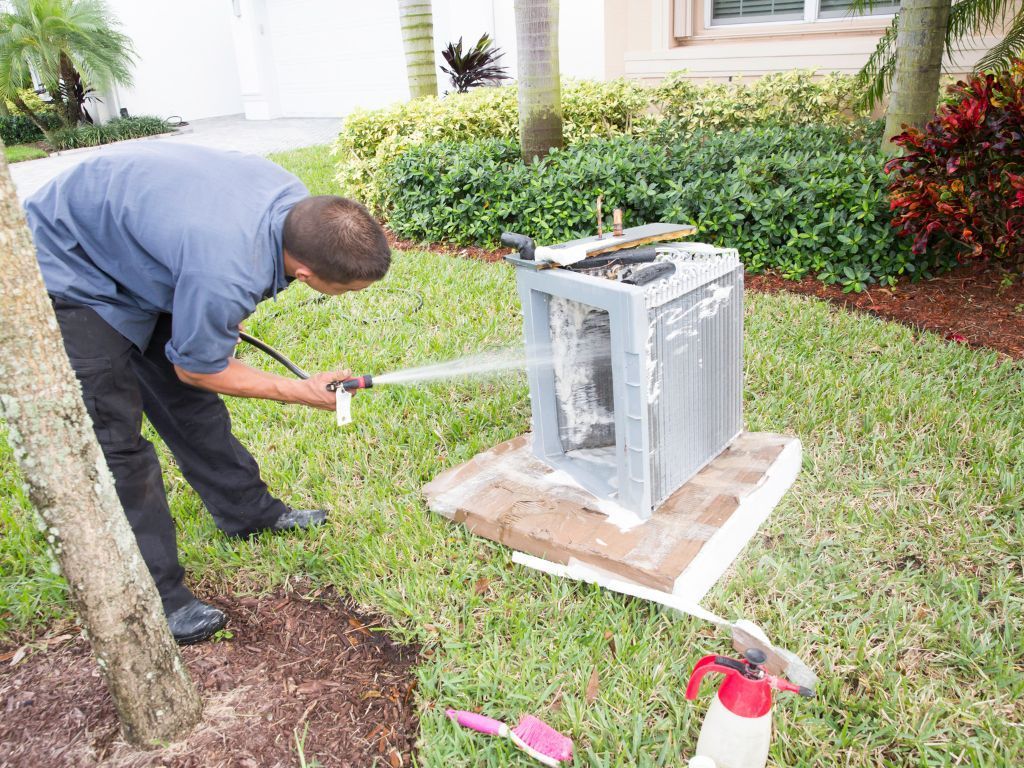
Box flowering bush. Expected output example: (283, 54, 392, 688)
(886, 62, 1024, 266)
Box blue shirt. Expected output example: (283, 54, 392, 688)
(25, 143, 308, 373)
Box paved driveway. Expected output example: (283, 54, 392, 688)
(10, 114, 342, 200)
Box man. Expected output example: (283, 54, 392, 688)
(25, 143, 391, 644)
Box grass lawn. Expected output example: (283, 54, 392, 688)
(2, 145, 1023, 766)
(4, 143, 47, 163)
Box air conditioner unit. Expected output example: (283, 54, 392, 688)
(512, 227, 744, 520)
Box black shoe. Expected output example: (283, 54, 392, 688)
(166, 598, 227, 645)
(272, 508, 328, 532)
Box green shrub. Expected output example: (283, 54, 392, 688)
(0, 89, 61, 144)
(653, 70, 864, 134)
(48, 116, 170, 151)
(0, 113, 57, 145)
(333, 80, 656, 212)
(382, 125, 937, 291)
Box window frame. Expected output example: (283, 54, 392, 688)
(700, 0, 896, 29)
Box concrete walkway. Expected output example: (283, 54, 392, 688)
(11, 114, 342, 200)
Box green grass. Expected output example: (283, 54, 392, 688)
(4, 143, 47, 163)
(272, 143, 338, 195)
(2, 145, 1023, 766)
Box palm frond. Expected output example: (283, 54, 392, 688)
(946, 0, 1016, 57)
(854, 14, 900, 111)
(845, 0, 893, 15)
(974, 9, 1024, 71)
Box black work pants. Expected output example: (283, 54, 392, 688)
(52, 299, 288, 614)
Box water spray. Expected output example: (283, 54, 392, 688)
(239, 332, 608, 427)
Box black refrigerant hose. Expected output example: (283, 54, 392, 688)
(237, 331, 372, 392)
(238, 331, 310, 379)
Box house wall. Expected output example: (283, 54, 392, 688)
(227, 0, 611, 118)
(436, 0, 607, 85)
(94, 1, 615, 123)
(94, 0, 243, 122)
(617, 0, 1006, 84)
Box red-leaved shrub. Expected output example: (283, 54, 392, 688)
(886, 62, 1024, 266)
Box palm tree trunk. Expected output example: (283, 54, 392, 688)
(398, 0, 438, 99)
(0, 147, 203, 746)
(514, 0, 564, 164)
(58, 53, 83, 127)
(881, 0, 952, 155)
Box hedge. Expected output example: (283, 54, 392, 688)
(333, 71, 860, 213)
(381, 125, 955, 292)
(0, 113, 59, 145)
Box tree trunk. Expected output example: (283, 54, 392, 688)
(398, 0, 438, 99)
(0, 145, 202, 745)
(58, 54, 83, 128)
(514, 0, 564, 164)
(881, 0, 952, 155)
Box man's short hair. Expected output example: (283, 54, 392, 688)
(283, 196, 391, 284)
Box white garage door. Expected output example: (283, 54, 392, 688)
(265, 0, 410, 117)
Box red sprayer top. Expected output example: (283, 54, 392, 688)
(685, 650, 813, 718)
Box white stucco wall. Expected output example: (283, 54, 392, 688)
(95, 0, 243, 122)
(260, 0, 409, 117)
(92, 1, 610, 122)
(439, 0, 607, 87)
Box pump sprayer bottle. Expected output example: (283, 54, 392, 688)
(685, 649, 813, 768)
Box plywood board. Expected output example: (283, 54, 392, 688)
(423, 432, 801, 597)
(533, 222, 698, 266)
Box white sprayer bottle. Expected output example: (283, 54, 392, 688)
(685, 649, 813, 768)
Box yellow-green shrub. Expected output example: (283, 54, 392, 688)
(653, 70, 863, 132)
(5, 88, 59, 117)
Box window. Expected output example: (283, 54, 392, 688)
(816, 0, 896, 18)
(713, 0, 803, 24)
(708, 0, 897, 26)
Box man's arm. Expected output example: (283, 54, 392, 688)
(175, 357, 347, 411)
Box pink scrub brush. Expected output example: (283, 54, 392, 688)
(446, 709, 573, 766)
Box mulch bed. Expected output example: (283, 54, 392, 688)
(746, 261, 1024, 360)
(385, 230, 1024, 360)
(0, 590, 420, 768)
(384, 228, 510, 264)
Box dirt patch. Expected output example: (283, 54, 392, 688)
(747, 261, 1024, 360)
(0, 590, 419, 768)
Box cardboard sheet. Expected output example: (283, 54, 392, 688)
(423, 432, 801, 599)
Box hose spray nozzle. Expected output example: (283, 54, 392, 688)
(327, 374, 373, 392)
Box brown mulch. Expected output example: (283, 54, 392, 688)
(746, 261, 1024, 359)
(0, 590, 420, 768)
(383, 227, 511, 263)
(384, 228, 1024, 360)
